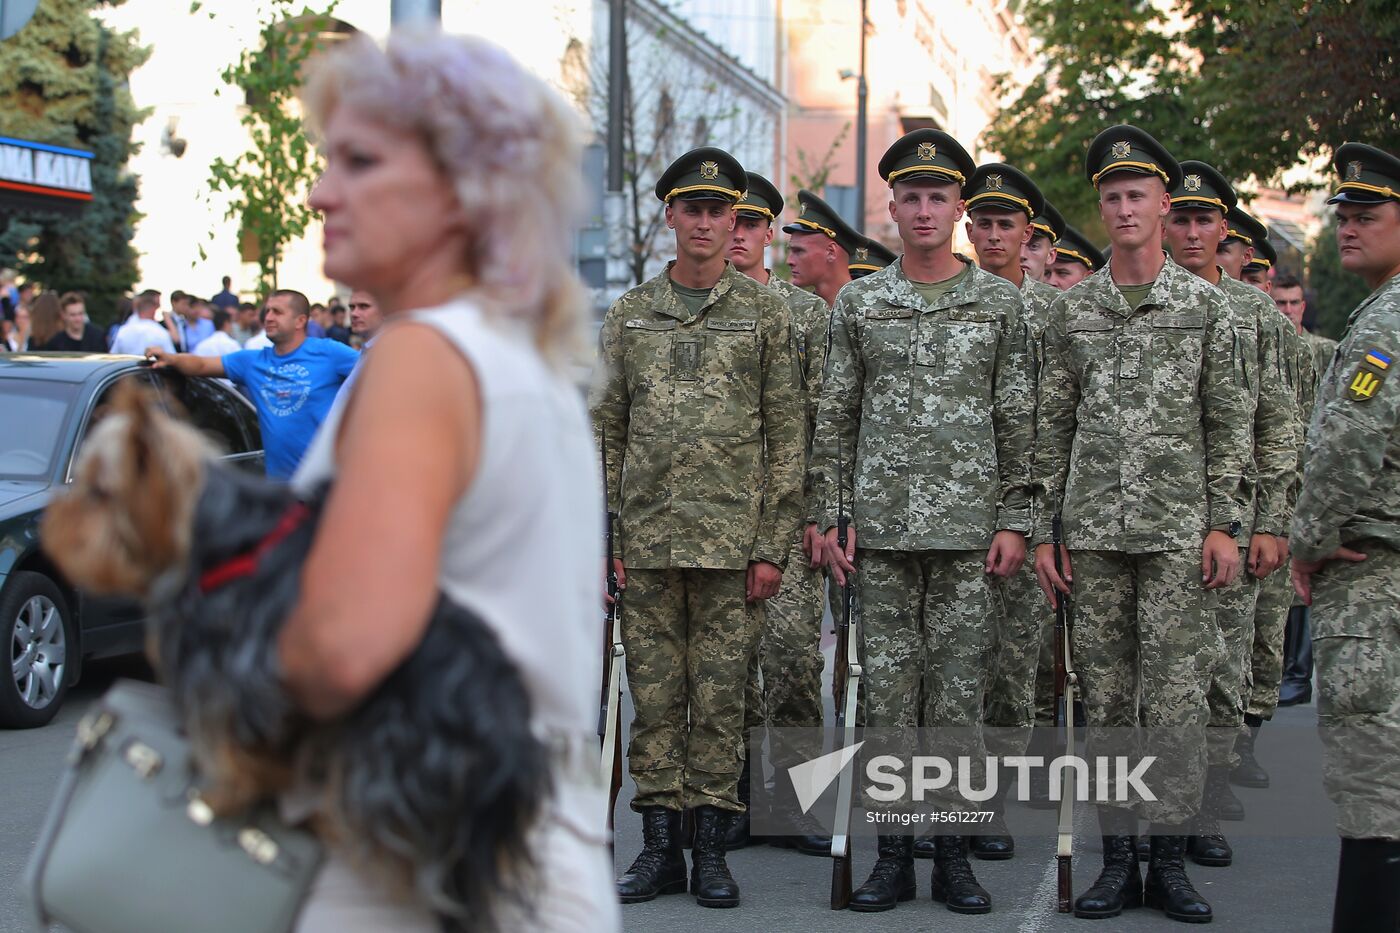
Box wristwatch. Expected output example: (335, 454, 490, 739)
(1226, 520, 1242, 538)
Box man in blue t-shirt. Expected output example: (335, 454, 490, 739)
(147, 289, 358, 479)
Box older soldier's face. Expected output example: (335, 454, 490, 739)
(667, 198, 735, 264)
(1048, 259, 1092, 291)
(1165, 208, 1227, 275)
(889, 179, 963, 252)
(1097, 175, 1170, 251)
(1336, 201, 1400, 284)
(726, 214, 773, 275)
(1274, 285, 1306, 328)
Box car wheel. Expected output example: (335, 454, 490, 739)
(0, 572, 74, 728)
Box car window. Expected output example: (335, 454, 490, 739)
(0, 378, 78, 479)
(148, 371, 251, 455)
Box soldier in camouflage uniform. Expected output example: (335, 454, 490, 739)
(594, 148, 806, 909)
(957, 164, 1061, 861)
(1242, 235, 1277, 292)
(1163, 161, 1298, 867)
(1046, 225, 1106, 292)
(1020, 199, 1063, 284)
(1033, 126, 1252, 923)
(813, 129, 1034, 915)
(1273, 275, 1335, 710)
(1290, 142, 1400, 932)
(724, 174, 833, 854)
(850, 235, 897, 280)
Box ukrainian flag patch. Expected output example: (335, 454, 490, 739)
(1365, 349, 1391, 370)
(1348, 348, 1392, 401)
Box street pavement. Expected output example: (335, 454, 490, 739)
(2, 649, 1334, 933)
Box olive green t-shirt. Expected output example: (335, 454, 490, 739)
(670, 280, 713, 318)
(1117, 280, 1155, 310)
(909, 264, 971, 308)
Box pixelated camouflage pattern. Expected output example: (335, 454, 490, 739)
(1034, 260, 1253, 551)
(1205, 560, 1258, 765)
(810, 257, 1034, 549)
(1247, 564, 1292, 719)
(984, 563, 1048, 755)
(766, 274, 830, 442)
(1218, 273, 1299, 539)
(591, 261, 806, 570)
(622, 567, 763, 811)
(1070, 548, 1218, 822)
(743, 537, 826, 734)
(1020, 272, 1062, 340)
(1292, 275, 1400, 561)
(1305, 330, 1340, 394)
(1311, 545, 1400, 837)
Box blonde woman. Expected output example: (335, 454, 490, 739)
(277, 31, 618, 931)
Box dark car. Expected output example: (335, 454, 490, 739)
(0, 353, 264, 727)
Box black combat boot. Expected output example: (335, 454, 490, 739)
(1330, 837, 1400, 932)
(616, 807, 688, 903)
(1137, 835, 1152, 861)
(912, 832, 937, 858)
(689, 805, 740, 908)
(1206, 764, 1244, 822)
(930, 835, 992, 914)
(766, 774, 832, 856)
(1144, 828, 1213, 923)
(723, 758, 757, 850)
(971, 780, 1015, 860)
(1230, 717, 1269, 788)
(1073, 810, 1143, 920)
(1186, 810, 1233, 867)
(1278, 606, 1313, 707)
(850, 834, 917, 911)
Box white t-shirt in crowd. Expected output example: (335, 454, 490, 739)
(193, 330, 242, 357)
(244, 331, 272, 350)
(110, 317, 175, 356)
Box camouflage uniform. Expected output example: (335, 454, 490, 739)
(1247, 323, 1315, 720)
(1203, 274, 1298, 765)
(1035, 259, 1252, 822)
(592, 261, 806, 812)
(811, 256, 1033, 808)
(744, 275, 830, 740)
(1292, 274, 1400, 838)
(984, 272, 1061, 758)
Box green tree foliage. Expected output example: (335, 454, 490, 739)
(1305, 214, 1371, 340)
(206, 1, 338, 294)
(987, 0, 1400, 240)
(0, 0, 149, 325)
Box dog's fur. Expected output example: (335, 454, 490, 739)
(42, 383, 549, 930)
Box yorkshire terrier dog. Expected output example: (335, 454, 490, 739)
(42, 383, 548, 930)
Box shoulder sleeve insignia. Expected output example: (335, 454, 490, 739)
(1347, 349, 1390, 400)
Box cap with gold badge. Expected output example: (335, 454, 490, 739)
(1170, 160, 1238, 215)
(1248, 235, 1277, 273)
(782, 188, 863, 257)
(735, 172, 784, 221)
(1030, 201, 1066, 245)
(1053, 225, 1106, 271)
(849, 235, 897, 279)
(1224, 206, 1269, 250)
(1327, 142, 1400, 205)
(964, 163, 1045, 220)
(654, 147, 746, 204)
(1084, 124, 1182, 191)
(877, 128, 976, 190)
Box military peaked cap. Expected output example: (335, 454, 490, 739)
(1054, 225, 1106, 271)
(1224, 206, 1269, 248)
(736, 172, 784, 221)
(1248, 235, 1277, 271)
(965, 163, 1045, 220)
(782, 188, 863, 256)
(849, 235, 897, 278)
(1030, 201, 1066, 244)
(1171, 160, 1238, 215)
(1085, 124, 1182, 191)
(655, 147, 745, 204)
(1329, 142, 1400, 205)
(877, 129, 975, 190)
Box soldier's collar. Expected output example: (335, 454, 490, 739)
(653, 261, 737, 320)
(1347, 273, 1400, 328)
(887, 254, 980, 312)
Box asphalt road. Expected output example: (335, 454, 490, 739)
(3, 651, 1335, 933)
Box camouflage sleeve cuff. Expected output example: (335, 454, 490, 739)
(996, 508, 1032, 536)
(752, 546, 790, 571)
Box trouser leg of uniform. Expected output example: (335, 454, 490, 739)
(855, 550, 923, 813)
(761, 539, 827, 732)
(683, 568, 763, 812)
(1205, 552, 1257, 767)
(1033, 614, 1056, 725)
(922, 550, 996, 811)
(623, 568, 690, 811)
(1310, 543, 1400, 839)
(1072, 549, 1211, 823)
(743, 639, 764, 739)
(1247, 567, 1293, 721)
(985, 562, 1046, 758)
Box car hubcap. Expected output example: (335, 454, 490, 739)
(11, 595, 65, 709)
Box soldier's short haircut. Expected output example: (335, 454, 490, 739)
(270, 289, 311, 319)
(1273, 274, 1303, 292)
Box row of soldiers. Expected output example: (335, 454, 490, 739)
(590, 124, 1400, 927)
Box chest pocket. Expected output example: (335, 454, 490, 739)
(937, 310, 999, 387)
(1067, 317, 1117, 430)
(863, 306, 915, 367)
(1150, 311, 1206, 434)
(622, 318, 678, 435)
(701, 317, 760, 437)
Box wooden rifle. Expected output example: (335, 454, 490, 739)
(1052, 513, 1079, 912)
(830, 441, 861, 909)
(599, 429, 625, 837)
